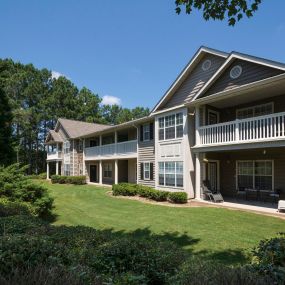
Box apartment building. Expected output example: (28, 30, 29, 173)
(46, 46, 285, 201)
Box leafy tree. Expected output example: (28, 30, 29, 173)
(175, 0, 262, 26)
(0, 87, 14, 165)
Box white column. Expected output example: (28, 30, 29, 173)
(46, 162, 50, 179)
(195, 153, 201, 200)
(56, 161, 59, 175)
(195, 106, 201, 146)
(115, 159, 118, 184)
(114, 131, 118, 154)
(83, 139, 86, 175)
(99, 160, 103, 184)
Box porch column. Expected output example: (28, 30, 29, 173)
(114, 131, 118, 154)
(115, 159, 118, 184)
(195, 106, 200, 145)
(195, 153, 202, 200)
(56, 161, 59, 175)
(99, 160, 103, 184)
(46, 162, 50, 179)
(83, 139, 86, 176)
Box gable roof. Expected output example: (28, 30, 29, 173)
(151, 46, 228, 113)
(192, 51, 285, 101)
(45, 130, 64, 144)
(56, 118, 112, 138)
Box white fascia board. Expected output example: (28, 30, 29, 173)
(151, 47, 228, 114)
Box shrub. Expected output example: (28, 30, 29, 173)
(92, 237, 186, 284)
(27, 172, 47, 180)
(136, 185, 153, 198)
(147, 189, 169, 202)
(112, 183, 138, 196)
(51, 175, 86, 185)
(0, 198, 34, 217)
(168, 192, 188, 204)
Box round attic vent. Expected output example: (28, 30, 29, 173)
(230, 65, 242, 79)
(202, 59, 211, 71)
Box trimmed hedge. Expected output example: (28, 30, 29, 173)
(168, 192, 188, 204)
(51, 175, 86, 185)
(0, 198, 34, 217)
(112, 183, 187, 204)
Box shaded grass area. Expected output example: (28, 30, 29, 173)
(42, 181, 285, 265)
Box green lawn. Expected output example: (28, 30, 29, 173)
(43, 181, 285, 265)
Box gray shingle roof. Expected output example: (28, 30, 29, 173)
(57, 118, 112, 138)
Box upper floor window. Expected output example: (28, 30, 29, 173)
(63, 141, 70, 154)
(236, 103, 273, 120)
(140, 123, 153, 142)
(158, 112, 183, 141)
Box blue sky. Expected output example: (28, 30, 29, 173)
(0, 1, 284, 109)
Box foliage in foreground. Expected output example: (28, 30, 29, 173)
(112, 183, 188, 204)
(51, 175, 86, 185)
(0, 164, 53, 218)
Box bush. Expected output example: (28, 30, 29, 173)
(147, 189, 169, 202)
(27, 172, 47, 180)
(0, 198, 34, 217)
(136, 185, 153, 198)
(112, 183, 138, 196)
(51, 175, 86, 185)
(168, 192, 188, 204)
(251, 233, 285, 283)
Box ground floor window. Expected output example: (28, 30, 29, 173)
(143, 162, 150, 180)
(237, 160, 273, 190)
(159, 161, 183, 188)
(104, 163, 112, 178)
(64, 164, 70, 176)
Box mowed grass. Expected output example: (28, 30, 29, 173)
(43, 181, 285, 265)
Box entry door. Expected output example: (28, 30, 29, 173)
(208, 110, 219, 125)
(208, 162, 218, 192)
(90, 165, 97, 182)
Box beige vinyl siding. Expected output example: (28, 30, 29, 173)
(158, 54, 225, 110)
(203, 59, 284, 98)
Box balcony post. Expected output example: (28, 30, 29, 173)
(235, 120, 239, 142)
(114, 131, 118, 154)
(195, 106, 200, 145)
(56, 161, 59, 175)
(115, 159, 118, 184)
(46, 162, 50, 179)
(99, 160, 103, 184)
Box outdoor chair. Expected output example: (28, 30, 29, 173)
(270, 189, 281, 204)
(202, 182, 224, 203)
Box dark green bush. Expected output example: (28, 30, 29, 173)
(168, 192, 188, 204)
(0, 198, 34, 217)
(136, 185, 153, 198)
(112, 183, 138, 196)
(51, 175, 86, 185)
(28, 172, 47, 180)
(148, 190, 169, 202)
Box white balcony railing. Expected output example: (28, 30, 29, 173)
(198, 111, 285, 146)
(47, 151, 62, 160)
(85, 140, 137, 159)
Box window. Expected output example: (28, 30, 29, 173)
(237, 160, 273, 190)
(237, 103, 273, 119)
(143, 124, 150, 141)
(78, 141, 83, 151)
(64, 164, 70, 176)
(103, 163, 112, 178)
(158, 112, 183, 141)
(202, 59, 211, 71)
(63, 141, 70, 154)
(143, 162, 150, 180)
(159, 161, 183, 188)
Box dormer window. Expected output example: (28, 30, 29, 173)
(230, 65, 242, 79)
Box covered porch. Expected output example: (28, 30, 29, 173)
(85, 158, 137, 185)
(195, 147, 285, 211)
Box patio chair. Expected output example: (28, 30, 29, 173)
(202, 181, 224, 203)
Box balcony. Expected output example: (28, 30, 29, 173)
(47, 151, 62, 161)
(85, 140, 137, 160)
(197, 111, 285, 147)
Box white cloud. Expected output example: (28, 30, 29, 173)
(101, 95, 122, 106)
(51, 71, 66, 79)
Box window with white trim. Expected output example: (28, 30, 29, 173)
(103, 163, 112, 178)
(143, 162, 150, 180)
(63, 141, 70, 154)
(64, 164, 70, 176)
(236, 103, 273, 119)
(159, 161, 183, 187)
(143, 124, 150, 141)
(237, 160, 273, 191)
(158, 112, 183, 141)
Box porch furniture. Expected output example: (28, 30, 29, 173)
(202, 182, 224, 203)
(236, 187, 246, 200)
(278, 200, 285, 212)
(270, 189, 280, 204)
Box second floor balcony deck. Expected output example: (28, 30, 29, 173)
(196, 111, 285, 148)
(85, 140, 137, 160)
(47, 151, 62, 161)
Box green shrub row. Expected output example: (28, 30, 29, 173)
(51, 175, 86, 185)
(112, 183, 188, 203)
(27, 172, 47, 180)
